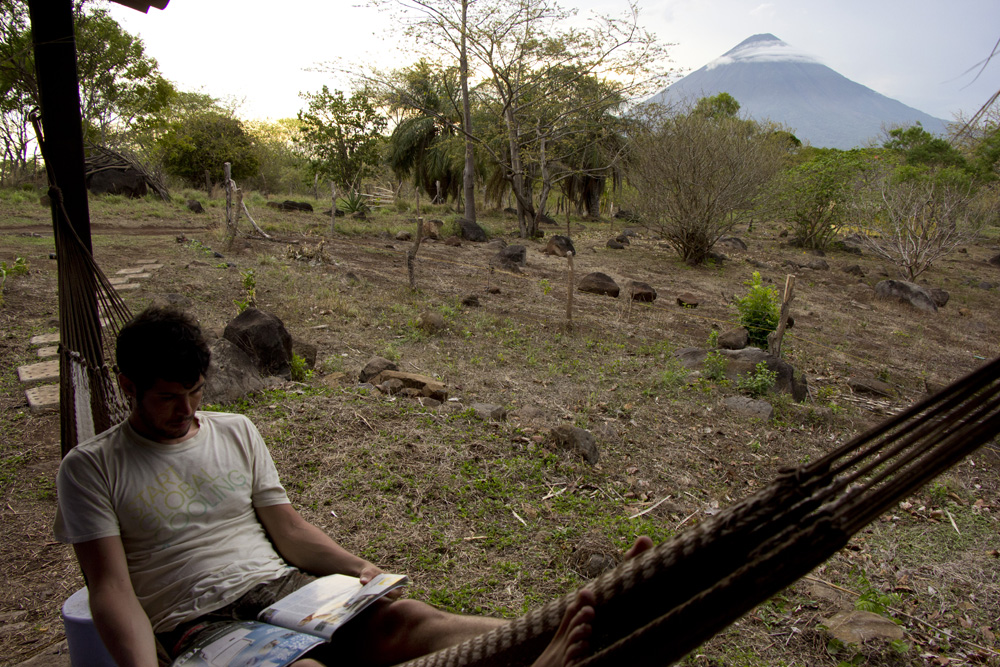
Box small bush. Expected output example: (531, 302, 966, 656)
(733, 271, 780, 348)
(290, 353, 312, 382)
(737, 361, 777, 398)
(703, 350, 727, 382)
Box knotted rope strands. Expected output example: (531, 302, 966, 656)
(400, 355, 1000, 667)
(31, 113, 132, 455)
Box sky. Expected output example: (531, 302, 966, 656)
(106, 0, 1000, 125)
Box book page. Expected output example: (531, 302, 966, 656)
(258, 573, 408, 640)
(171, 620, 322, 667)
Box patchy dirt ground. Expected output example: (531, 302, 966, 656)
(1, 193, 999, 666)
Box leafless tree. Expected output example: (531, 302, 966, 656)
(854, 165, 992, 280)
(623, 107, 788, 264)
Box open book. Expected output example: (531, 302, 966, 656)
(171, 572, 408, 667)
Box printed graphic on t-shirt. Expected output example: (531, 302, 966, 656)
(121, 464, 251, 546)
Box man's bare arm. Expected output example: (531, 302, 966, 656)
(73, 536, 158, 667)
(256, 503, 381, 582)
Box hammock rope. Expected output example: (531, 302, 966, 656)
(31, 112, 132, 454)
(399, 355, 1000, 667)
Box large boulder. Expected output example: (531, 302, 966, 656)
(542, 235, 575, 257)
(458, 217, 488, 242)
(498, 244, 527, 266)
(629, 281, 657, 302)
(874, 279, 938, 312)
(203, 339, 264, 404)
(578, 272, 620, 298)
(223, 308, 294, 378)
(86, 168, 147, 198)
(674, 347, 808, 401)
(359, 356, 397, 383)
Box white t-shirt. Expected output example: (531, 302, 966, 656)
(54, 411, 294, 632)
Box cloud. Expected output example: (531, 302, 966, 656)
(707, 39, 819, 69)
(749, 3, 775, 16)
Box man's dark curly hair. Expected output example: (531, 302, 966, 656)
(116, 306, 211, 395)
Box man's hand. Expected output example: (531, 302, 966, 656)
(358, 562, 405, 599)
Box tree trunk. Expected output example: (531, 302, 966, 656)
(460, 0, 477, 223)
(504, 106, 531, 238)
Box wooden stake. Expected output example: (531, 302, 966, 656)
(223, 162, 234, 244)
(407, 216, 424, 290)
(330, 182, 337, 235)
(565, 251, 575, 330)
(768, 274, 795, 357)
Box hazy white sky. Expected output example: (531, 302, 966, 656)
(107, 0, 999, 124)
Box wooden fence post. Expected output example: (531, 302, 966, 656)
(330, 182, 337, 235)
(768, 274, 795, 357)
(407, 216, 424, 290)
(223, 162, 234, 242)
(565, 251, 575, 330)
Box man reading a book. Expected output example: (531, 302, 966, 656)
(54, 307, 648, 667)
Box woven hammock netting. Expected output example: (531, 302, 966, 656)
(32, 113, 132, 455)
(397, 355, 1000, 667)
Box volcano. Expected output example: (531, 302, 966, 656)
(646, 34, 949, 149)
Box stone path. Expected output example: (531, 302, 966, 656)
(17, 260, 163, 414)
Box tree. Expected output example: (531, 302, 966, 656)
(693, 92, 741, 120)
(623, 103, 788, 264)
(376, 0, 480, 221)
(854, 163, 990, 280)
(883, 124, 968, 171)
(384, 60, 467, 203)
(244, 118, 310, 195)
(0, 1, 172, 183)
(158, 112, 259, 187)
(772, 149, 871, 251)
(297, 86, 387, 192)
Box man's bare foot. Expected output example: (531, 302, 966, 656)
(532, 536, 654, 667)
(531, 589, 597, 667)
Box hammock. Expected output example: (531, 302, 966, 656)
(399, 355, 1000, 667)
(31, 113, 132, 455)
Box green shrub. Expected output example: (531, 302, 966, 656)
(336, 190, 371, 214)
(737, 361, 777, 398)
(733, 271, 780, 348)
(234, 269, 257, 313)
(0, 257, 29, 307)
(290, 353, 313, 382)
(703, 350, 727, 382)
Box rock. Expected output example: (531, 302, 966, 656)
(848, 377, 894, 397)
(471, 402, 507, 421)
(542, 235, 576, 257)
(674, 347, 808, 401)
(676, 293, 699, 308)
(717, 237, 747, 251)
(717, 329, 749, 350)
(843, 264, 865, 277)
(484, 239, 507, 251)
(838, 234, 866, 254)
(203, 339, 264, 404)
(359, 356, 397, 383)
(153, 293, 193, 309)
(722, 396, 774, 420)
(223, 308, 293, 378)
(988, 253, 1000, 267)
(621, 228, 640, 238)
(458, 217, 488, 242)
(271, 200, 313, 212)
(292, 339, 317, 368)
(551, 425, 600, 464)
(371, 370, 447, 401)
(822, 611, 905, 644)
(379, 378, 405, 394)
(614, 233, 631, 245)
(320, 208, 345, 217)
(462, 295, 480, 307)
(606, 239, 625, 250)
(320, 372, 350, 388)
(186, 199, 205, 213)
(418, 396, 442, 409)
(421, 219, 444, 239)
(582, 552, 617, 578)
(874, 279, 938, 312)
(86, 167, 147, 198)
(444, 236, 462, 247)
(498, 244, 527, 266)
(417, 311, 446, 333)
(629, 281, 657, 302)
(928, 287, 950, 308)
(805, 258, 829, 271)
(395, 231, 412, 241)
(578, 272, 620, 298)
(613, 210, 640, 223)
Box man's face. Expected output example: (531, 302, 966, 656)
(123, 375, 205, 444)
